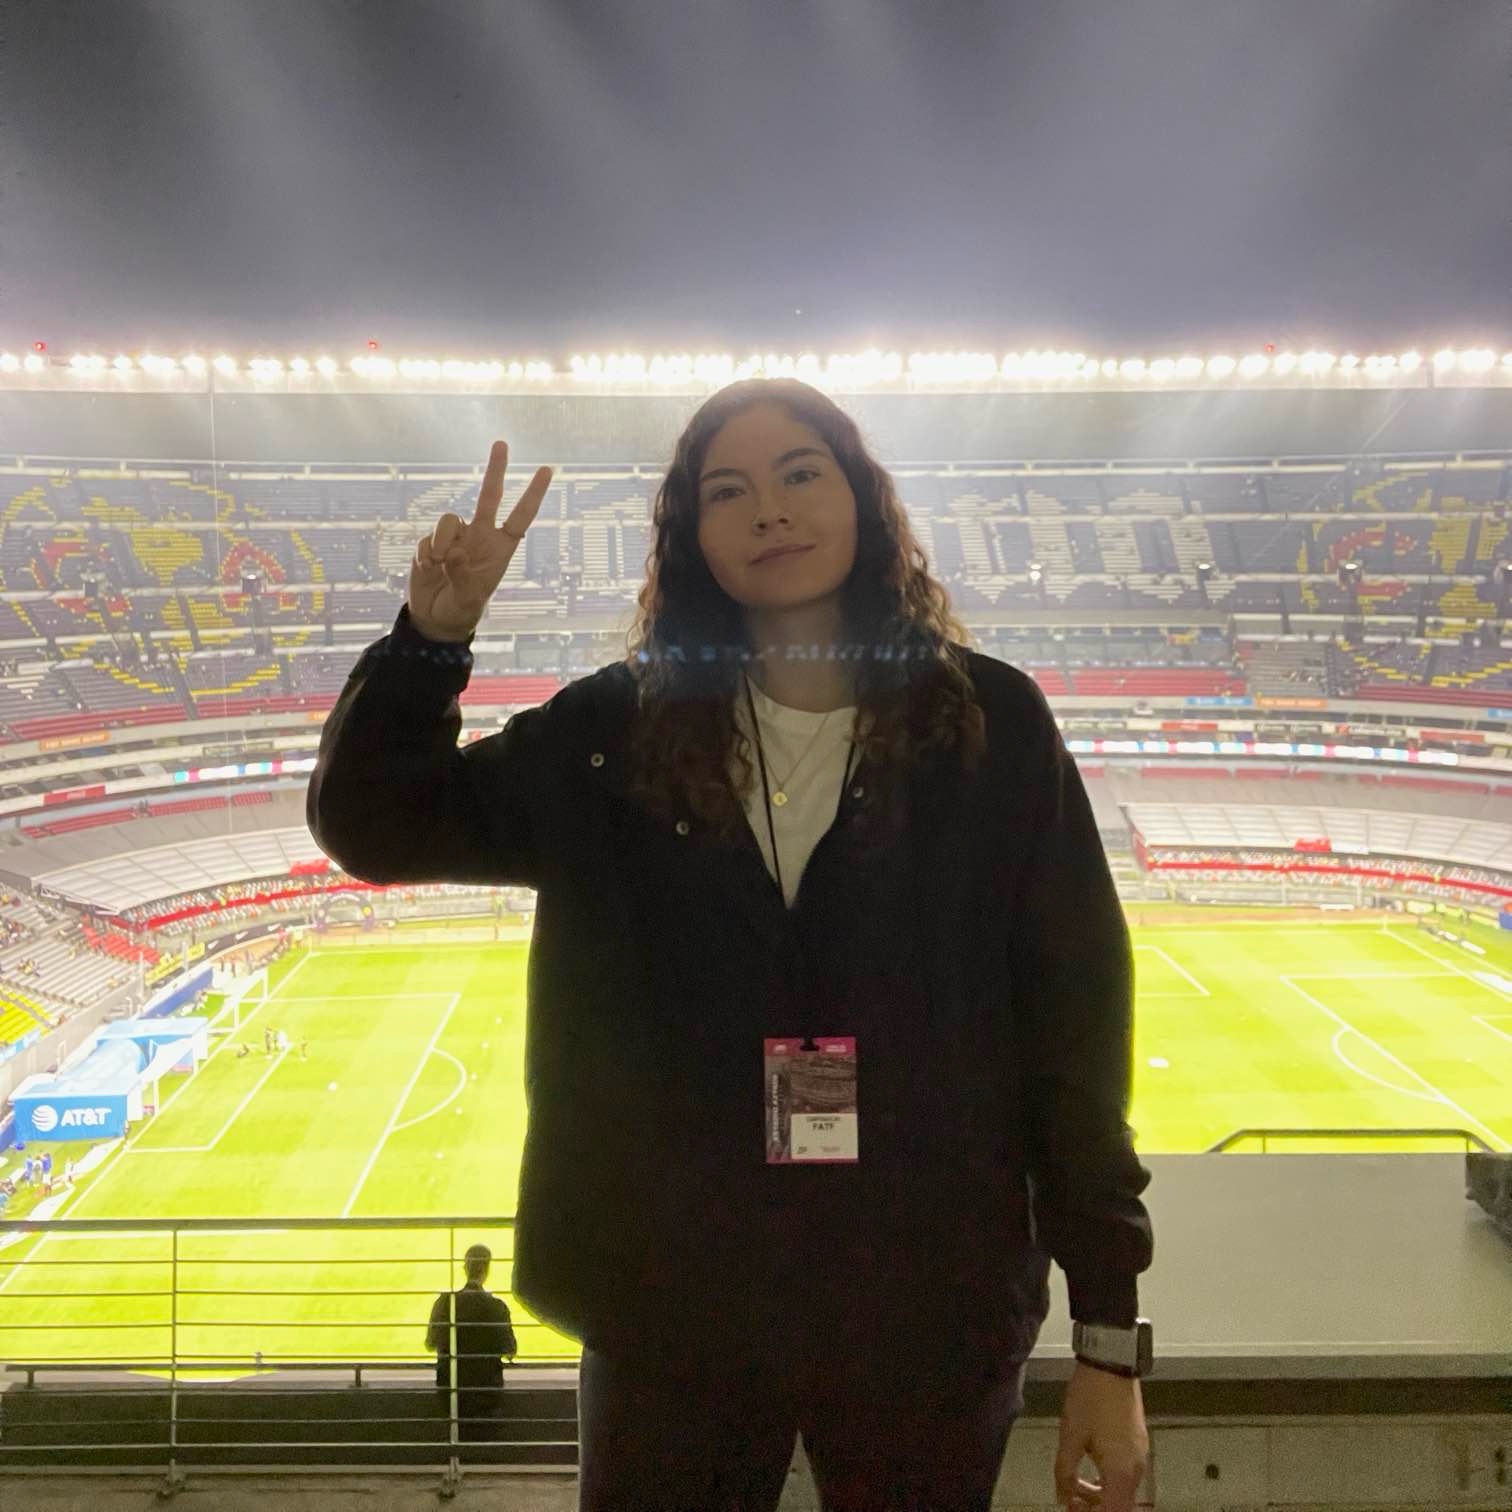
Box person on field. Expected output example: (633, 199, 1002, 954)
(311, 380, 1153, 1512)
(426, 1243, 517, 1443)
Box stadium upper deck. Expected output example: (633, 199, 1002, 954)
(0, 451, 1507, 744)
(0, 361, 1507, 934)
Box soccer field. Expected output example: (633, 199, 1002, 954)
(3, 916, 1510, 1374)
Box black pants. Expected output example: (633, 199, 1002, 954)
(576, 1342, 1026, 1512)
(437, 1385, 506, 1443)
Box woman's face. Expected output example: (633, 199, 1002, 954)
(694, 402, 858, 617)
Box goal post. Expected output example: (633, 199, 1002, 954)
(210, 963, 269, 1033)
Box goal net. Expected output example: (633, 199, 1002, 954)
(210, 963, 269, 1034)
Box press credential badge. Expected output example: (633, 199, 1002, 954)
(764, 1036, 858, 1163)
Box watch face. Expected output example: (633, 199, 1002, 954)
(1077, 1324, 1135, 1366)
(1075, 1321, 1152, 1375)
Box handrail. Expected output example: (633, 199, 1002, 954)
(1206, 1125, 1494, 1154)
(3, 1214, 515, 1234)
(0, 1213, 551, 1491)
(4, 1358, 571, 1389)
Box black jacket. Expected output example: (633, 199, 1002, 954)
(426, 1281, 517, 1390)
(309, 610, 1152, 1369)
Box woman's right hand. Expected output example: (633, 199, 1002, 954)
(407, 440, 554, 642)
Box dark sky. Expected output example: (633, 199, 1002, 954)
(1, 0, 1508, 359)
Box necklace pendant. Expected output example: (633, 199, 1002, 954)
(771, 790, 789, 807)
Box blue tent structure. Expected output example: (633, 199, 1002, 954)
(8, 1016, 208, 1145)
(10, 1041, 145, 1144)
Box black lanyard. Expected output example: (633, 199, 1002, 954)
(742, 674, 858, 906)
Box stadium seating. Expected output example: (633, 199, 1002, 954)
(0, 457, 1506, 747)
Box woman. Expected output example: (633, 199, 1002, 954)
(309, 379, 1153, 1512)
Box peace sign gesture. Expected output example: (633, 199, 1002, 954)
(407, 440, 554, 642)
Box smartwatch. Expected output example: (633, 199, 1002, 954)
(1071, 1318, 1154, 1379)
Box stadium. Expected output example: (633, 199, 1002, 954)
(2, 344, 1510, 1504)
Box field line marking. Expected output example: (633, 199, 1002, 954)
(307, 940, 526, 949)
(0, 952, 332, 1289)
(1279, 975, 1507, 1151)
(272, 993, 458, 1002)
(1381, 927, 1512, 999)
(340, 993, 461, 1219)
(1473, 1015, 1512, 1048)
(124, 949, 319, 1133)
(1327, 1027, 1438, 1103)
(1289, 971, 1457, 981)
(1135, 919, 1386, 930)
(0, 960, 315, 1288)
(1136, 944, 1210, 997)
(151, 990, 278, 1125)
(392, 1050, 469, 1134)
(275, 950, 317, 993)
(127, 1049, 291, 1156)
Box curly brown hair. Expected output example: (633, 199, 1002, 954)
(621, 378, 985, 845)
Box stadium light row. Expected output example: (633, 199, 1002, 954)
(0, 344, 1509, 394)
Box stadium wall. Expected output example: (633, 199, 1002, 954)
(6, 385, 1512, 465)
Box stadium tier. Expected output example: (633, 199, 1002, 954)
(0, 456, 1508, 741)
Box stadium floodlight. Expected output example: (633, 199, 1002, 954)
(1457, 348, 1497, 374)
(14, 338, 1512, 395)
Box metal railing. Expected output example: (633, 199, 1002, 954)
(1206, 1124, 1495, 1154)
(0, 1215, 580, 1495)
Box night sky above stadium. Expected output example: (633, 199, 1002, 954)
(1, 0, 1508, 359)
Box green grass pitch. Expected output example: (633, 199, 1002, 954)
(2, 915, 1509, 1375)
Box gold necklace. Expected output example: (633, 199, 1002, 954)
(744, 674, 835, 807)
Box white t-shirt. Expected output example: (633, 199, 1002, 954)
(731, 676, 865, 909)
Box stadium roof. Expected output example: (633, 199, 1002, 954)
(2, 343, 1510, 397)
